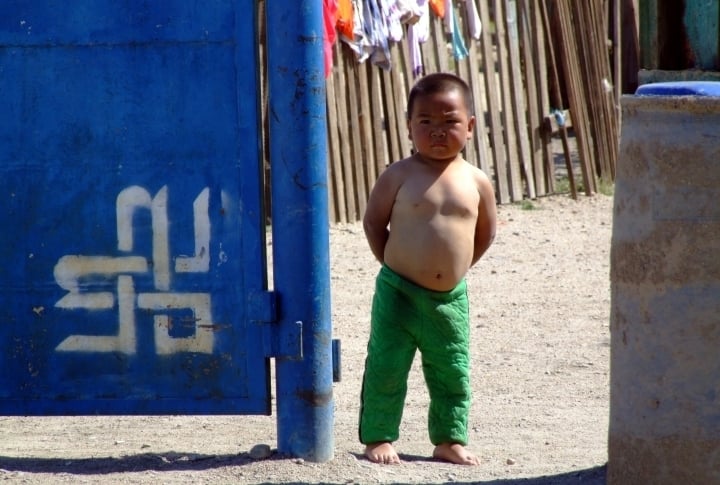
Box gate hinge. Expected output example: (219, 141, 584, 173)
(248, 290, 278, 323)
(263, 319, 303, 360)
(249, 290, 303, 360)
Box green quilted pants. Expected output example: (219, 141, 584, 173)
(359, 264, 471, 446)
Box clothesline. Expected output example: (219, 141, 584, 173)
(323, 0, 482, 78)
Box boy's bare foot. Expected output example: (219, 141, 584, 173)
(432, 443, 480, 465)
(364, 442, 401, 464)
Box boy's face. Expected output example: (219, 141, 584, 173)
(407, 89, 475, 163)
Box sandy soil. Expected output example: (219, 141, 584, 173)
(0, 192, 613, 484)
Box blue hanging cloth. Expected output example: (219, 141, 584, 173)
(449, 6, 468, 59)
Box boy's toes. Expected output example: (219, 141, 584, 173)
(433, 443, 480, 466)
(365, 442, 401, 464)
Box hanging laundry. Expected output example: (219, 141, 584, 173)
(387, 0, 423, 41)
(364, 0, 392, 69)
(323, 0, 339, 77)
(386, 0, 405, 42)
(336, 0, 354, 39)
(340, 0, 372, 64)
(395, 0, 423, 24)
(462, 0, 482, 40)
(339, 0, 430, 71)
(339, 0, 393, 70)
(408, 0, 430, 77)
(429, 0, 445, 17)
(444, 0, 468, 59)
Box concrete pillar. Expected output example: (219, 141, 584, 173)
(608, 92, 720, 483)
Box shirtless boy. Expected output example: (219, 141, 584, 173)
(359, 72, 497, 466)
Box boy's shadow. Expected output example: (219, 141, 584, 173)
(351, 451, 439, 464)
(351, 453, 607, 484)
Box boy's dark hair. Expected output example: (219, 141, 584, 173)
(406, 72, 474, 119)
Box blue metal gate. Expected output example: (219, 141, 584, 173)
(0, 2, 273, 415)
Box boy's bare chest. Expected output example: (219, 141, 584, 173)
(396, 174, 479, 219)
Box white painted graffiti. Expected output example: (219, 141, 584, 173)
(54, 186, 217, 355)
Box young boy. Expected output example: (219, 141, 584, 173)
(359, 72, 497, 466)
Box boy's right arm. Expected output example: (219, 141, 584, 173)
(363, 166, 400, 264)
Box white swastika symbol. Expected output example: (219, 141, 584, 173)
(53, 186, 216, 355)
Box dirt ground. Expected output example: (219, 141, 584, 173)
(0, 192, 613, 484)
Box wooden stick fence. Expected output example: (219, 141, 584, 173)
(263, 1, 623, 224)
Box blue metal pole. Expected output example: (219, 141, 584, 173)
(265, 1, 334, 462)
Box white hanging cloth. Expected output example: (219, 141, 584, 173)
(407, 0, 430, 77)
(462, 0, 482, 40)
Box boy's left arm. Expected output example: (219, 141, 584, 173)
(471, 174, 497, 266)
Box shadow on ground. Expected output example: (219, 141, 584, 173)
(0, 452, 252, 474)
(0, 453, 606, 484)
(468, 465, 606, 484)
